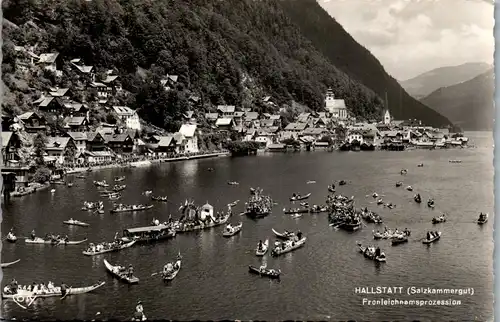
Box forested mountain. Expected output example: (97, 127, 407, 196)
(420, 69, 494, 131)
(401, 62, 492, 99)
(2, 0, 452, 131)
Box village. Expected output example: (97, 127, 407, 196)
(1, 49, 469, 197)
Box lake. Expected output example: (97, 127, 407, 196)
(0, 131, 493, 321)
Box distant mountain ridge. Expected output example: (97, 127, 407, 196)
(400, 62, 492, 99)
(420, 68, 494, 131)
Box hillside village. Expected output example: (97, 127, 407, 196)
(2, 48, 468, 193)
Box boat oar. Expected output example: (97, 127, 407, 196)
(60, 287, 72, 300)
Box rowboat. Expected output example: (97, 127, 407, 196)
(358, 243, 386, 262)
(477, 213, 488, 224)
(114, 176, 126, 182)
(290, 193, 311, 201)
(271, 237, 306, 256)
(6, 232, 17, 243)
(63, 219, 90, 227)
(25, 237, 88, 245)
(82, 240, 136, 256)
(422, 231, 441, 244)
(93, 180, 109, 188)
(151, 196, 168, 202)
(1, 259, 20, 268)
(103, 259, 139, 284)
(391, 236, 408, 245)
(432, 215, 446, 224)
(256, 239, 269, 256)
(223, 222, 243, 237)
(110, 205, 153, 213)
(162, 254, 182, 281)
(248, 265, 281, 279)
(2, 281, 105, 299)
(272, 228, 296, 240)
(283, 208, 309, 214)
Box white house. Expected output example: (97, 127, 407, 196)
(113, 106, 141, 131)
(325, 88, 347, 119)
(178, 124, 199, 153)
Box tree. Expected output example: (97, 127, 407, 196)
(32, 166, 51, 184)
(33, 132, 47, 166)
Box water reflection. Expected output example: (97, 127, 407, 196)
(178, 161, 198, 186)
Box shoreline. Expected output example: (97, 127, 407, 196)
(65, 152, 231, 175)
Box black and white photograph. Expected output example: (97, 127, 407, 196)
(0, 0, 495, 320)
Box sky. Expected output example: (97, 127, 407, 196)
(318, 0, 494, 81)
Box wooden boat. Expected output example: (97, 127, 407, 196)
(104, 259, 139, 284)
(414, 195, 422, 203)
(422, 232, 441, 244)
(271, 237, 306, 256)
(256, 239, 269, 256)
(67, 183, 74, 187)
(25, 237, 88, 245)
(328, 186, 335, 193)
(162, 254, 182, 281)
(0, 259, 20, 268)
(82, 240, 136, 256)
(93, 180, 109, 188)
(283, 208, 309, 214)
(227, 181, 239, 185)
(357, 243, 386, 262)
(432, 215, 446, 224)
(427, 200, 435, 208)
(175, 207, 231, 233)
(82, 201, 104, 211)
(417, 163, 424, 167)
(6, 232, 17, 243)
(339, 221, 362, 231)
(477, 213, 489, 224)
(339, 180, 347, 186)
(2, 281, 105, 299)
(290, 193, 311, 201)
(223, 222, 243, 237)
(113, 185, 126, 192)
(121, 225, 176, 243)
(395, 181, 402, 187)
(406, 186, 413, 191)
(63, 219, 90, 227)
(114, 176, 126, 182)
(76, 175, 86, 179)
(151, 196, 168, 202)
(248, 265, 281, 279)
(272, 228, 296, 240)
(110, 205, 153, 213)
(391, 236, 408, 245)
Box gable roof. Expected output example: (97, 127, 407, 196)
(113, 106, 136, 116)
(205, 113, 218, 120)
(67, 132, 88, 141)
(49, 88, 69, 97)
(18, 111, 40, 120)
(217, 105, 235, 114)
(1, 132, 13, 148)
(260, 119, 275, 127)
(87, 131, 105, 142)
(102, 75, 118, 83)
(38, 53, 59, 64)
(71, 63, 93, 73)
(284, 123, 308, 131)
(179, 124, 197, 138)
(244, 112, 259, 121)
(46, 137, 71, 150)
(63, 116, 87, 126)
(38, 97, 55, 107)
(104, 133, 132, 143)
(216, 118, 233, 126)
(269, 115, 281, 120)
(158, 136, 175, 147)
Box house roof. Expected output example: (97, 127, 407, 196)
(263, 96, 271, 102)
(157, 136, 175, 147)
(71, 63, 93, 73)
(297, 115, 311, 123)
(269, 115, 281, 120)
(39, 97, 54, 107)
(260, 119, 275, 127)
(179, 124, 197, 137)
(205, 113, 218, 120)
(2, 132, 13, 148)
(113, 106, 136, 116)
(104, 133, 132, 143)
(67, 132, 88, 141)
(285, 123, 307, 131)
(173, 132, 185, 142)
(87, 132, 105, 142)
(46, 137, 70, 150)
(102, 75, 118, 83)
(244, 112, 259, 120)
(49, 88, 69, 97)
(216, 118, 233, 126)
(184, 111, 194, 119)
(90, 82, 107, 87)
(217, 105, 235, 114)
(303, 128, 328, 136)
(63, 116, 87, 126)
(18, 112, 39, 120)
(38, 53, 59, 64)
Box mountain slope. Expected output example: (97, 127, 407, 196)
(401, 62, 492, 99)
(2, 0, 451, 130)
(280, 0, 452, 128)
(420, 69, 494, 131)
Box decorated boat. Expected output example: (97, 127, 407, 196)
(110, 204, 153, 213)
(222, 222, 243, 237)
(25, 237, 88, 245)
(477, 213, 489, 224)
(83, 240, 136, 256)
(256, 239, 269, 256)
(1, 259, 20, 268)
(422, 231, 441, 244)
(63, 219, 90, 227)
(162, 253, 182, 281)
(104, 259, 139, 284)
(248, 265, 281, 279)
(245, 188, 273, 218)
(121, 225, 176, 243)
(174, 202, 232, 233)
(290, 193, 311, 202)
(82, 201, 104, 211)
(271, 237, 306, 256)
(2, 281, 105, 299)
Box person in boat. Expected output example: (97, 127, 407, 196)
(297, 231, 303, 240)
(60, 282, 69, 297)
(63, 235, 69, 243)
(128, 264, 134, 278)
(258, 240, 263, 251)
(31, 230, 36, 240)
(375, 247, 381, 257)
(9, 279, 18, 294)
(48, 281, 54, 292)
(136, 301, 144, 313)
(40, 283, 48, 294)
(259, 263, 267, 273)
